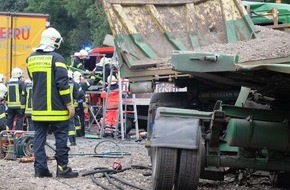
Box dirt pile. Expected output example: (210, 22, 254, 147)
(195, 26, 290, 63)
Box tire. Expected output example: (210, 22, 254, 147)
(125, 117, 133, 134)
(152, 147, 178, 190)
(118, 118, 133, 135)
(175, 135, 202, 190)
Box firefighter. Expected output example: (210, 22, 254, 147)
(89, 57, 111, 86)
(101, 75, 120, 137)
(68, 70, 84, 145)
(74, 71, 89, 136)
(26, 27, 78, 178)
(0, 73, 6, 83)
(0, 83, 8, 131)
(6, 67, 26, 130)
(74, 71, 90, 92)
(72, 49, 88, 71)
(23, 79, 34, 131)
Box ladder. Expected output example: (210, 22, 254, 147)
(102, 56, 139, 141)
(118, 76, 139, 141)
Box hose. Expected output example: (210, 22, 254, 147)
(85, 164, 152, 190)
(93, 140, 128, 158)
(45, 140, 131, 158)
(108, 175, 147, 190)
(131, 164, 152, 170)
(90, 175, 111, 190)
(105, 173, 126, 190)
(82, 167, 131, 177)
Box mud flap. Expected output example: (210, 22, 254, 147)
(151, 107, 201, 149)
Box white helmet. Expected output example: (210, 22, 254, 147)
(97, 57, 111, 66)
(0, 73, 5, 83)
(74, 52, 80, 57)
(67, 70, 73, 79)
(79, 49, 89, 58)
(107, 75, 117, 85)
(0, 83, 8, 99)
(11, 67, 23, 78)
(73, 71, 82, 83)
(24, 79, 32, 83)
(40, 27, 63, 49)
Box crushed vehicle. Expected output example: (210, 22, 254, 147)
(102, 0, 290, 189)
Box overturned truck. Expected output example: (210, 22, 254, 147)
(102, 0, 290, 189)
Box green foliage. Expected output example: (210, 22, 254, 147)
(0, 0, 28, 11)
(87, 1, 112, 47)
(24, 0, 73, 57)
(22, 0, 111, 60)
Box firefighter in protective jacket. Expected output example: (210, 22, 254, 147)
(72, 49, 88, 71)
(26, 27, 78, 178)
(67, 70, 84, 145)
(23, 79, 34, 131)
(0, 83, 8, 131)
(6, 67, 26, 130)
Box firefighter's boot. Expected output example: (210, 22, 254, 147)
(35, 169, 53, 178)
(56, 165, 79, 178)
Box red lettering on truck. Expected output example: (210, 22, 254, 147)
(0, 26, 30, 40)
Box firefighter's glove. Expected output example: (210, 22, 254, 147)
(66, 103, 75, 118)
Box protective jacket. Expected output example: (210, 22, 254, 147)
(0, 99, 7, 130)
(26, 51, 71, 121)
(23, 82, 32, 115)
(72, 57, 85, 71)
(68, 80, 84, 108)
(6, 79, 26, 109)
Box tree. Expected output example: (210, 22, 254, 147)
(24, 0, 111, 60)
(25, 0, 75, 59)
(87, 1, 111, 48)
(64, 0, 94, 53)
(0, 0, 28, 12)
(65, 0, 111, 51)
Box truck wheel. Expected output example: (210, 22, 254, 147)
(152, 147, 177, 190)
(125, 117, 133, 134)
(175, 136, 202, 190)
(118, 118, 133, 135)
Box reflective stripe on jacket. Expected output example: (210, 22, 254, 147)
(24, 83, 32, 115)
(26, 51, 71, 121)
(6, 80, 25, 109)
(69, 80, 83, 108)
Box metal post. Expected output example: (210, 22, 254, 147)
(132, 94, 139, 141)
(118, 69, 124, 140)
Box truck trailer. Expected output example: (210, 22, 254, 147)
(102, 0, 290, 189)
(0, 12, 49, 79)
